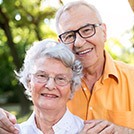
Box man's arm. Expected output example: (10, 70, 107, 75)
(80, 120, 134, 134)
(0, 108, 19, 134)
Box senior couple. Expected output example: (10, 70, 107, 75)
(0, 1, 134, 134)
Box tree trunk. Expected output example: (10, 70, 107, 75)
(0, 6, 30, 115)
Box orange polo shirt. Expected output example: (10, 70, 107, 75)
(67, 51, 134, 129)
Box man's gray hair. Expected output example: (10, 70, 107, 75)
(55, 0, 102, 33)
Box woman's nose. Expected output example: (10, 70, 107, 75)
(45, 78, 56, 91)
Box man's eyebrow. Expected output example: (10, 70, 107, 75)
(60, 23, 90, 35)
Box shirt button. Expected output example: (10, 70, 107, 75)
(83, 88, 87, 90)
(89, 107, 93, 110)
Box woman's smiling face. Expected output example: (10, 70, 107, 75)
(29, 57, 73, 111)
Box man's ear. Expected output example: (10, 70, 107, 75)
(101, 23, 107, 42)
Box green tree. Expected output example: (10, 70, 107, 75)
(0, 0, 57, 115)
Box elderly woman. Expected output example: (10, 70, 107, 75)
(15, 39, 84, 134)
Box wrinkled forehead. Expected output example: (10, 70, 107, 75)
(59, 3, 98, 21)
(58, 5, 99, 34)
(31, 57, 73, 77)
(59, 4, 93, 20)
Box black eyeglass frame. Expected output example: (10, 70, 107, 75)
(59, 23, 102, 44)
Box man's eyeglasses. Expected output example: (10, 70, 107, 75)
(59, 23, 101, 44)
(32, 73, 72, 86)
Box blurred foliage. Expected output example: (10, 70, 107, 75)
(17, 112, 32, 123)
(0, 0, 134, 116)
(0, 0, 59, 115)
(1, 103, 32, 123)
(105, 26, 134, 64)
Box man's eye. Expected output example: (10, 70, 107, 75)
(64, 33, 74, 41)
(82, 28, 92, 34)
(66, 34, 73, 39)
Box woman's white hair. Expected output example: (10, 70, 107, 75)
(16, 39, 83, 100)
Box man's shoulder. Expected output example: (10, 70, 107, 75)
(113, 60, 134, 82)
(114, 60, 134, 72)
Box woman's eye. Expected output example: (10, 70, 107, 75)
(37, 74, 46, 78)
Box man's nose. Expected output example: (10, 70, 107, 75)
(74, 33, 86, 48)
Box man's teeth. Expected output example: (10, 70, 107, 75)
(77, 48, 93, 55)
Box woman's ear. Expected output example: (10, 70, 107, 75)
(27, 81, 31, 89)
(27, 74, 32, 91)
(27, 81, 32, 93)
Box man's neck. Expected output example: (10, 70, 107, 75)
(83, 57, 105, 91)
